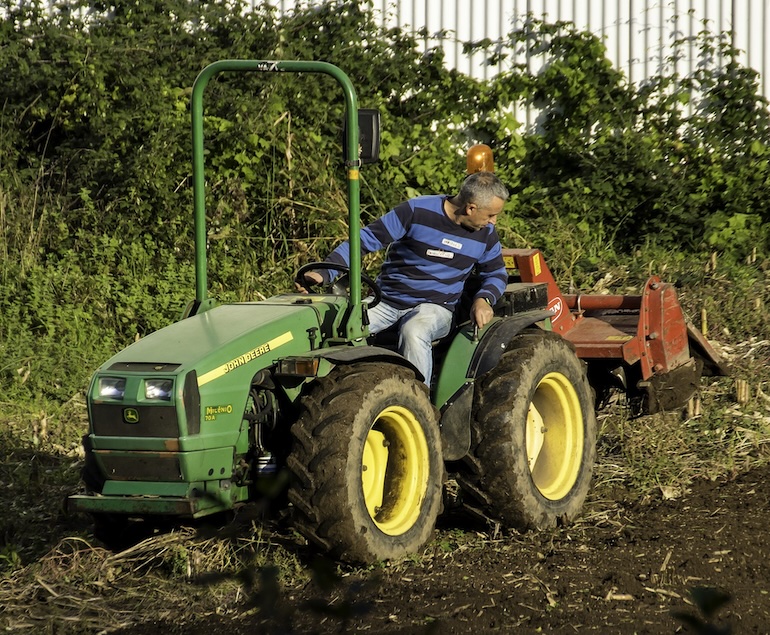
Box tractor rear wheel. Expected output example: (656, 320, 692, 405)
(287, 363, 443, 563)
(458, 331, 597, 529)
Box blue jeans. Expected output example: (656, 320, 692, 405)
(367, 300, 453, 386)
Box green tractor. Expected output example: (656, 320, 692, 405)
(68, 60, 597, 563)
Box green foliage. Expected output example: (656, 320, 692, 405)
(0, 546, 21, 574)
(483, 18, 770, 259)
(0, 0, 480, 405)
(0, 234, 194, 402)
(2, 2, 770, 409)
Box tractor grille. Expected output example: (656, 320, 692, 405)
(97, 453, 183, 481)
(91, 404, 179, 438)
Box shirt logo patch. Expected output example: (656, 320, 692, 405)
(427, 249, 455, 259)
(442, 238, 462, 250)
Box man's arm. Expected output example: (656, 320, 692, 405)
(302, 202, 414, 287)
(470, 236, 507, 327)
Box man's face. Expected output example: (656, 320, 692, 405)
(459, 197, 505, 231)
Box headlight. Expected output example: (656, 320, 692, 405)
(98, 377, 126, 400)
(145, 378, 174, 401)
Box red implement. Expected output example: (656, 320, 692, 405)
(502, 248, 728, 413)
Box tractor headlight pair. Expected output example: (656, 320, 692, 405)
(97, 377, 173, 401)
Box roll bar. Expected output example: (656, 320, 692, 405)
(189, 60, 365, 336)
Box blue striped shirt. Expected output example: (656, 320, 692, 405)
(323, 195, 507, 309)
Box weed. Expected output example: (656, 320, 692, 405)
(0, 546, 21, 574)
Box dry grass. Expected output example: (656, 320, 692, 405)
(3, 256, 770, 633)
(590, 339, 770, 508)
(0, 523, 309, 633)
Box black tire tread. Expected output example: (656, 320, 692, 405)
(287, 363, 442, 563)
(458, 330, 597, 530)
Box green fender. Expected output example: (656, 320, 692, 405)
(322, 345, 419, 374)
(272, 344, 419, 391)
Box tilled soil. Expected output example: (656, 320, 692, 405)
(116, 463, 770, 635)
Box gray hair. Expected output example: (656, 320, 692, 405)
(457, 171, 509, 208)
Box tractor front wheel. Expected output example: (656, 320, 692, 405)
(458, 331, 597, 529)
(287, 363, 443, 563)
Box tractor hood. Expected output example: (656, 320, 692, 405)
(88, 296, 348, 450)
(97, 298, 337, 373)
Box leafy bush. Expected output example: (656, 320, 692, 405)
(482, 18, 770, 260)
(2, 2, 770, 409)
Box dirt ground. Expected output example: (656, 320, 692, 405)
(111, 463, 770, 635)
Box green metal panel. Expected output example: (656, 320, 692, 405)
(69, 493, 199, 516)
(68, 486, 238, 517)
(179, 445, 235, 482)
(101, 480, 190, 497)
(96, 478, 249, 512)
(97, 302, 326, 370)
(73, 476, 250, 517)
(433, 324, 481, 409)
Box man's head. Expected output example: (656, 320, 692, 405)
(456, 171, 509, 231)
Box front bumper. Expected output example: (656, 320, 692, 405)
(67, 489, 237, 517)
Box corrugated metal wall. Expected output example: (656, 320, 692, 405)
(270, 1, 769, 124)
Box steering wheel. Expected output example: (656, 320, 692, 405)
(296, 262, 382, 309)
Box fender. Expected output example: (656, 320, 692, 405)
(319, 345, 421, 378)
(468, 310, 553, 378)
(439, 310, 553, 460)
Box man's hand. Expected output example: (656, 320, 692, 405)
(295, 270, 323, 293)
(471, 297, 494, 329)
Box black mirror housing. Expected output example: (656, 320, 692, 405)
(343, 108, 380, 164)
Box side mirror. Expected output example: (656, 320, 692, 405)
(343, 108, 380, 164)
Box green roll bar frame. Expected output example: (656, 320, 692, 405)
(189, 60, 366, 339)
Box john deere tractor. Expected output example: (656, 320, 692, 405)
(68, 60, 597, 563)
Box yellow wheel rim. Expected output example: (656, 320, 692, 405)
(525, 372, 584, 500)
(361, 405, 430, 535)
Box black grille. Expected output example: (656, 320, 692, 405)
(97, 453, 182, 481)
(91, 404, 179, 438)
(499, 283, 549, 315)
